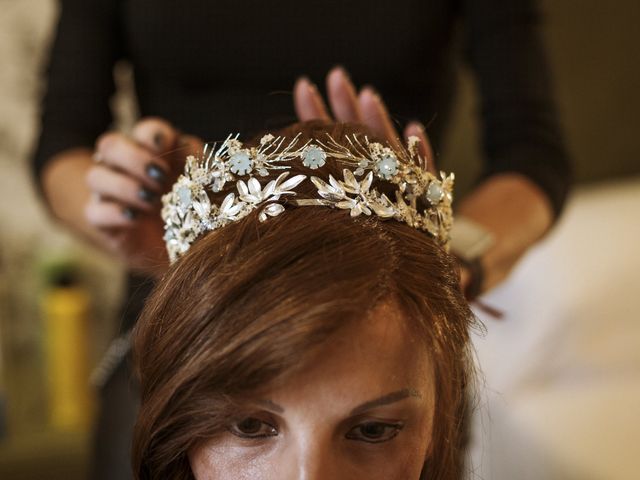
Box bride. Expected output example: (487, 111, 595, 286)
(131, 119, 479, 480)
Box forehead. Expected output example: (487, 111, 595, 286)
(268, 299, 434, 412)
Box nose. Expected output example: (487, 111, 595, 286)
(282, 437, 339, 480)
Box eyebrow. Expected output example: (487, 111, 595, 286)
(255, 399, 285, 414)
(256, 388, 422, 415)
(349, 388, 421, 416)
(256, 388, 420, 416)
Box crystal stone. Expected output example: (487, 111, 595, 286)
(178, 186, 192, 207)
(229, 152, 253, 175)
(426, 182, 444, 204)
(302, 146, 326, 169)
(376, 154, 398, 180)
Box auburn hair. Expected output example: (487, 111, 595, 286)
(132, 121, 478, 479)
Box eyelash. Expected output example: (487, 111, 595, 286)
(228, 416, 278, 439)
(345, 421, 405, 444)
(228, 417, 404, 444)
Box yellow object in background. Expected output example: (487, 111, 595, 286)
(40, 274, 94, 432)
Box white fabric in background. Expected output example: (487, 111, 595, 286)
(469, 177, 640, 480)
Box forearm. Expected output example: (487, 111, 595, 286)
(457, 172, 554, 291)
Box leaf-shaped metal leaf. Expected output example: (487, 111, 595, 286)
(311, 176, 332, 193)
(350, 203, 363, 217)
(370, 201, 395, 217)
(336, 199, 356, 210)
(237, 180, 249, 196)
(263, 180, 277, 198)
(262, 203, 285, 217)
(239, 194, 261, 204)
(248, 177, 262, 197)
(328, 175, 343, 193)
(278, 174, 306, 192)
(192, 201, 210, 219)
(274, 171, 290, 186)
(360, 171, 374, 193)
(226, 201, 246, 217)
(342, 169, 359, 192)
(219, 192, 235, 213)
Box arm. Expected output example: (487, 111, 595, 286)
(33, 1, 196, 277)
(33, 0, 122, 234)
(459, 0, 572, 292)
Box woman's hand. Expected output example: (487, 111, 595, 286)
(86, 117, 202, 277)
(293, 66, 436, 175)
(292, 67, 554, 302)
(291, 68, 487, 286)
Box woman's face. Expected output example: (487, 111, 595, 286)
(189, 301, 435, 480)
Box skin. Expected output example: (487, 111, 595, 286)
(292, 67, 553, 294)
(189, 301, 435, 480)
(42, 66, 552, 290)
(41, 119, 201, 277)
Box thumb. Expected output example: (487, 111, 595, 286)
(131, 117, 180, 154)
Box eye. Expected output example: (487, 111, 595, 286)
(228, 416, 278, 439)
(345, 421, 404, 443)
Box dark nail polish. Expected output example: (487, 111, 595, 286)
(138, 187, 156, 204)
(146, 163, 166, 183)
(122, 207, 137, 220)
(153, 132, 165, 150)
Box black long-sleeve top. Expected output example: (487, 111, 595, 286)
(32, 0, 571, 333)
(34, 0, 571, 209)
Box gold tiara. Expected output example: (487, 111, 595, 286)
(161, 133, 454, 263)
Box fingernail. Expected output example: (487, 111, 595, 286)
(122, 207, 137, 220)
(333, 64, 349, 79)
(138, 187, 156, 204)
(153, 132, 165, 150)
(146, 163, 166, 183)
(296, 76, 316, 94)
(364, 85, 382, 102)
(409, 120, 426, 134)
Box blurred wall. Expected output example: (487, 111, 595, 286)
(442, 0, 640, 195)
(0, 0, 124, 444)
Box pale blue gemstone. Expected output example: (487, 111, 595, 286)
(178, 186, 192, 207)
(426, 182, 444, 204)
(302, 146, 326, 169)
(229, 152, 253, 175)
(376, 154, 398, 179)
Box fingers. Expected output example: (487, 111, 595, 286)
(131, 117, 204, 184)
(326, 66, 362, 123)
(95, 131, 171, 189)
(299, 67, 399, 144)
(294, 77, 331, 121)
(404, 122, 437, 175)
(131, 117, 179, 153)
(86, 164, 159, 213)
(357, 86, 399, 146)
(85, 197, 138, 229)
(294, 69, 434, 174)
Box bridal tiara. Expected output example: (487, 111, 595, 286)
(161, 132, 455, 263)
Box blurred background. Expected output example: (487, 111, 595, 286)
(0, 0, 638, 478)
